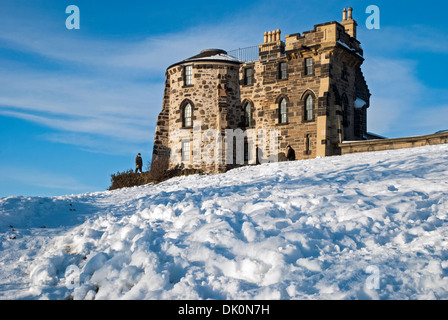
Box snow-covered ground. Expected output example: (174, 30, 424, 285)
(1, 144, 448, 300)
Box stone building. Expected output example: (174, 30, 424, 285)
(152, 8, 371, 173)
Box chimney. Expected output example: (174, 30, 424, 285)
(347, 7, 353, 20)
(259, 29, 285, 60)
(340, 7, 357, 38)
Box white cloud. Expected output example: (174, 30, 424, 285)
(1, 5, 447, 151)
(41, 132, 154, 156)
(0, 15, 264, 156)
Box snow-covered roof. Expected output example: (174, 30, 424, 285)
(184, 49, 242, 63)
(186, 53, 242, 63)
(169, 49, 242, 68)
(337, 40, 363, 57)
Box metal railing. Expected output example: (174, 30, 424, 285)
(227, 46, 259, 62)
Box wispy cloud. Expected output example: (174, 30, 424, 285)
(361, 25, 448, 55)
(360, 25, 448, 137)
(0, 14, 264, 156)
(1, 4, 446, 150)
(364, 56, 448, 137)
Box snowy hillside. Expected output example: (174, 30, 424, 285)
(1, 144, 448, 300)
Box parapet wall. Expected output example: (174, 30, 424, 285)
(339, 132, 448, 155)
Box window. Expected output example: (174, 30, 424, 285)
(183, 103, 192, 127)
(181, 140, 191, 162)
(305, 95, 313, 121)
(342, 95, 349, 127)
(342, 63, 348, 80)
(244, 137, 249, 162)
(244, 102, 252, 127)
(305, 58, 313, 75)
(306, 134, 311, 154)
(184, 65, 193, 86)
(279, 98, 287, 124)
(278, 62, 287, 80)
(244, 68, 253, 85)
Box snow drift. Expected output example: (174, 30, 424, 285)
(1, 144, 448, 300)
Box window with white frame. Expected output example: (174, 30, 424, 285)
(279, 62, 287, 80)
(183, 103, 192, 127)
(279, 98, 287, 124)
(244, 68, 253, 85)
(184, 65, 193, 86)
(305, 95, 313, 121)
(305, 58, 313, 75)
(181, 140, 191, 162)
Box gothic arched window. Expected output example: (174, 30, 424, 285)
(182, 102, 192, 128)
(279, 98, 287, 124)
(243, 101, 252, 127)
(305, 95, 314, 121)
(243, 100, 253, 127)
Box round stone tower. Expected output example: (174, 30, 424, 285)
(153, 49, 242, 172)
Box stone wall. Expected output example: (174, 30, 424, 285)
(339, 132, 448, 155)
(152, 8, 372, 173)
(163, 61, 241, 173)
(239, 45, 322, 160)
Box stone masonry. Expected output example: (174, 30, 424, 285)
(152, 8, 371, 173)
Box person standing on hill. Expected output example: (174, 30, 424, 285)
(135, 153, 143, 173)
(286, 145, 296, 161)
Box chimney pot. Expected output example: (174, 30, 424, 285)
(342, 8, 347, 20)
(347, 7, 353, 19)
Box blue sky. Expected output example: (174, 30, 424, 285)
(0, 0, 447, 197)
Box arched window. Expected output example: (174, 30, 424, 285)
(279, 98, 287, 124)
(182, 103, 192, 128)
(241, 100, 254, 128)
(243, 102, 252, 127)
(305, 95, 314, 121)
